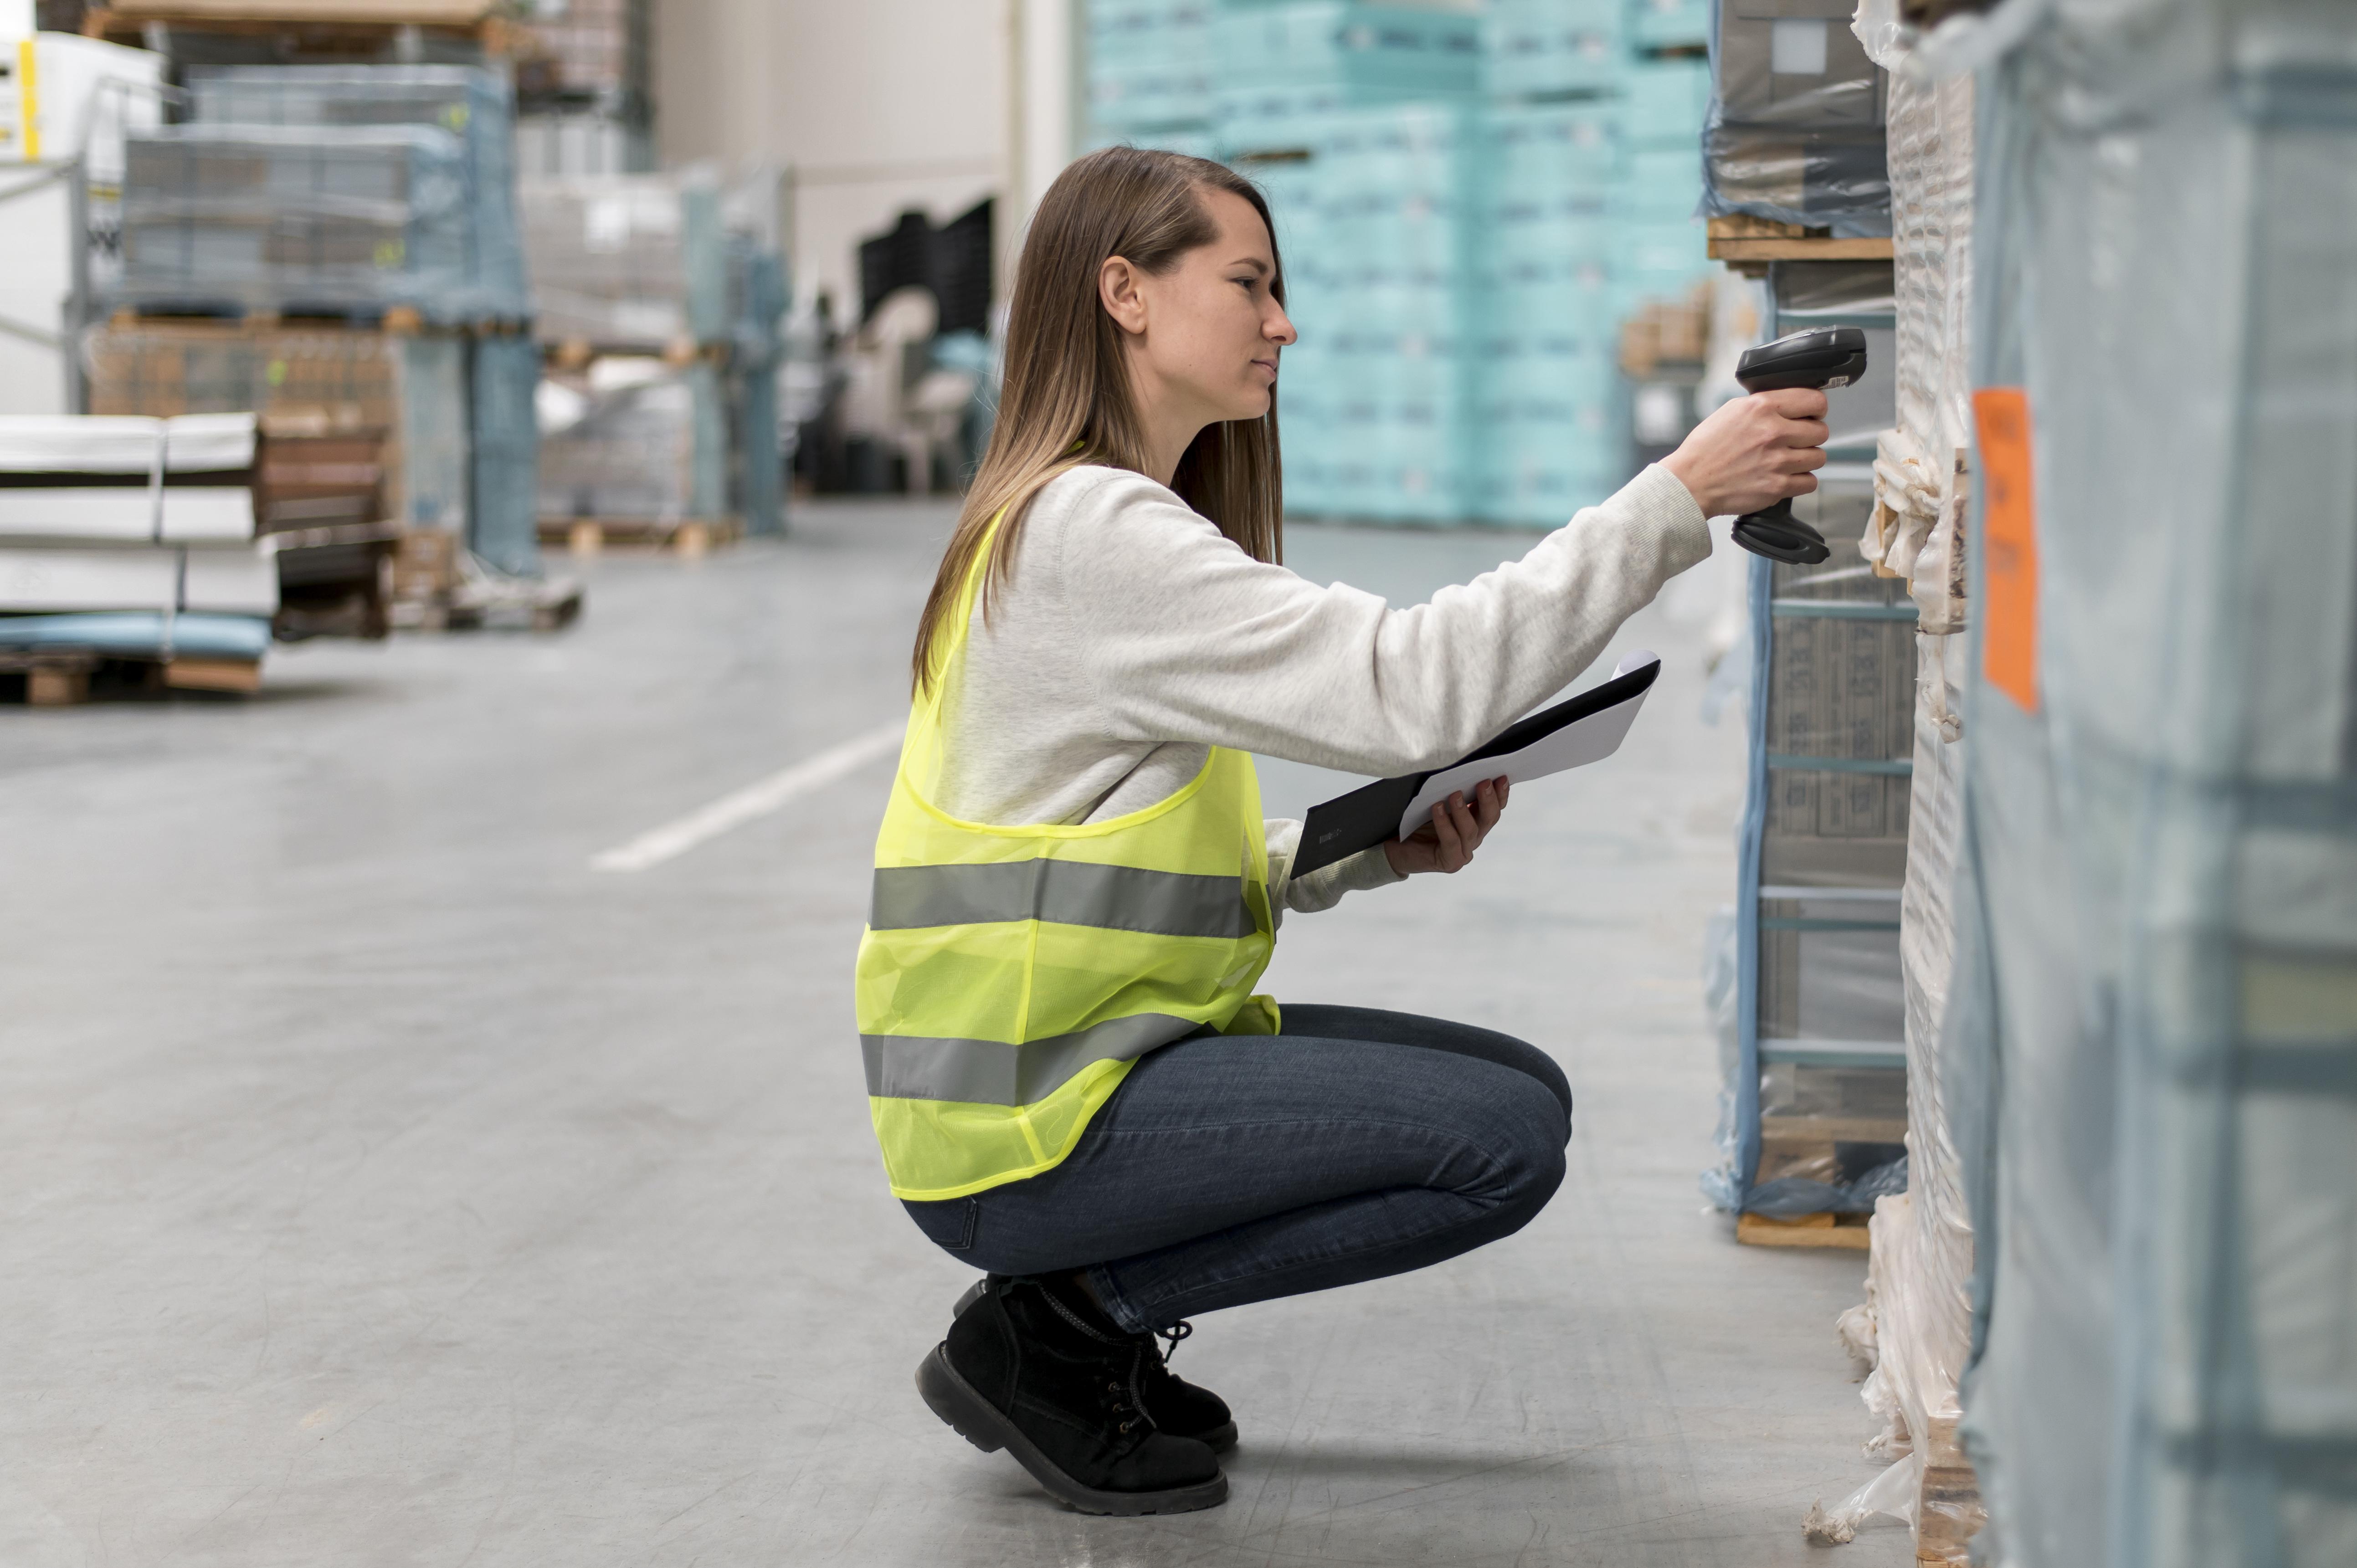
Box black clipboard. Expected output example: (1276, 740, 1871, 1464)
(1290, 655, 1662, 878)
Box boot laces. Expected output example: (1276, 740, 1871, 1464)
(1154, 1320, 1193, 1366)
(1029, 1281, 1156, 1435)
(1106, 1349, 1152, 1434)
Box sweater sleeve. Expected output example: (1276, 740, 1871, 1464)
(1263, 818, 1405, 924)
(1054, 463, 1711, 777)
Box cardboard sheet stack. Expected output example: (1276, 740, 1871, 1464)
(0, 414, 277, 692)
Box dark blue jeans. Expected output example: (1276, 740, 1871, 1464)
(902, 1005, 1573, 1334)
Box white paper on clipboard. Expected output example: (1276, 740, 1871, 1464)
(1396, 651, 1659, 839)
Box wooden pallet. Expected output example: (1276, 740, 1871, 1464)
(83, 0, 528, 52)
(165, 656, 264, 693)
(1736, 1211, 1872, 1250)
(1, 649, 103, 708)
(1708, 216, 1895, 276)
(544, 337, 728, 371)
(2, 647, 261, 705)
(390, 530, 583, 633)
(1915, 1418, 1988, 1565)
(544, 516, 740, 558)
(110, 304, 431, 335)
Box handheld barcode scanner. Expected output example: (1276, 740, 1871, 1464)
(1728, 327, 1869, 566)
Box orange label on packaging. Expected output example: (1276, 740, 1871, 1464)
(1974, 387, 2039, 712)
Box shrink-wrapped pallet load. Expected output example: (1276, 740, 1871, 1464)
(181, 65, 531, 323)
(1933, 0, 2357, 1563)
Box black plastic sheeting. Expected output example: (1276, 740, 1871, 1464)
(858, 200, 994, 337)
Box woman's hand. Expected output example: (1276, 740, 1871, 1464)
(1662, 388, 1832, 519)
(1384, 776, 1510, 876)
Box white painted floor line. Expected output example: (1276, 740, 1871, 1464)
(590, 721, 904, 873)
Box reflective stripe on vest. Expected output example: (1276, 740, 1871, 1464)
(863, 1012, 1204, 1106)
(853, 501, 1279, 1202)
(869, 861, 1258, 940)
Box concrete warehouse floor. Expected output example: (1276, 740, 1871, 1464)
(1, 499, 1913, 1567)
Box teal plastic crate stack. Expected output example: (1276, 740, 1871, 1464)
(1483, 0, 1624, 97)
(1079, 1, 1716, 528)
(1474, 5, 1715, 528)
(1213, 0, 1479, 143)
(1475, 100, 1622, 526)
(1610, 52, 1712, 308)
(1314, 103, 1479, 523)
(1203, 4, 1480, 524)
(1085, 0, 1217, 156)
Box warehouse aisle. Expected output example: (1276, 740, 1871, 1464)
(1, 501, 1910, 1567)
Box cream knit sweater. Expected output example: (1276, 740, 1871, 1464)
(931, 461, 1712, 918)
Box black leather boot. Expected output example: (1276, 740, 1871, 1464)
(919, 1275, 1227, 1515)
(953, 1276, 1238, 1452)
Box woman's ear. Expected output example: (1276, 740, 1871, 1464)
(1099, 255, 1148, 337)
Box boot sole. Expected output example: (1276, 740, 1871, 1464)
(914, 1345, 1230, 1517)
(950, 1281, 1238, 1454)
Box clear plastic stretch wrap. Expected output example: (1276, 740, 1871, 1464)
(516, 0, 649, 107)
(469, 334, 540, 578)
(117, 126, 476, 320)
(729, 246, 788, 538)
(184, 66, 530, 322)
(519, 174, 728, 349)
(1702, 0, 1891, 235)
(1947, 0, 2357, 1564)
(1807, 5, 1982, 1555)
(535, 363, 724, 527)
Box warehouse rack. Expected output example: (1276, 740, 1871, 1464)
(1729, 255, 1913, 1249)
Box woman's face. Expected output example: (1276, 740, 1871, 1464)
(1110, 187, 1298, 427)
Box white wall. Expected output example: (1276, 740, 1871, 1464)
(654, 0, 1075, 319)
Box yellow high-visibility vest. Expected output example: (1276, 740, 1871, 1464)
(854, 508, 1279, 1201)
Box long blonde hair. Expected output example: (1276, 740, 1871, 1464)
(910, 146, 1286, 694)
